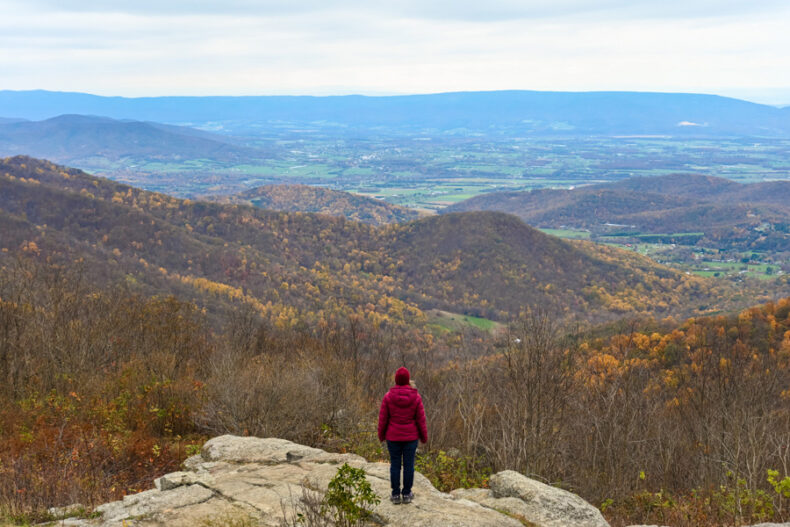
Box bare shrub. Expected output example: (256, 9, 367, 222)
(456, 311, 578, 477)
(279, 485, 332, 527)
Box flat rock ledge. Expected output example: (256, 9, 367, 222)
(48, 435, 610, 527)
(451, 470, 609, 527)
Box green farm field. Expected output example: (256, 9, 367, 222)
(79, 135, 790, 212)
(541, 227, 788, 281)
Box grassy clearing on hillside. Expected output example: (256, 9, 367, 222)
(426, 309, 502, 333)
(539, 228, 591, 239)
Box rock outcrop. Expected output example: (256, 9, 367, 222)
(53, 435, 610, 527)
(451, 470, 609, 527)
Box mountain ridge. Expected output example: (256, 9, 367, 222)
(0, 114, 260, 163)
(0, 156, 755, 324)
(445, 173, 790, 251)
(3, 90, 790, 136)
(209, 184, 422, 225)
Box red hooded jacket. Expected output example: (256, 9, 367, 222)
(378, 385, 428, 443)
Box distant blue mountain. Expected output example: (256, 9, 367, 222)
(0, 117, 28, 124)
(0, 114, 261, 162)
(1, 89, 790, 136)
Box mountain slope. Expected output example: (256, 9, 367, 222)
(2, 90, 790, 136)
(0, 114, 260, 163)
(445, 173, 790, 251)
(722, 180, 790, 207)
(382, 211, 718, 318)
(210, 184, 422, 225)
(451, 188, 699, 225)
(0, 156, 765, 324)
(600, 173, 742, 199)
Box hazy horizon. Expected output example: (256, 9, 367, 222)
(3, 0, 789, 105)
(2, 87, 789, 109)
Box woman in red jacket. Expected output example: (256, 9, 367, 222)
(377, 367, 428, 505)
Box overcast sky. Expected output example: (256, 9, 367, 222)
(2, 0, 789, 104)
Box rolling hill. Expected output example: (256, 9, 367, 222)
(0, 114, 262, 164)
(601, 173, 742, 198)
(2, 90, 790, 136)
(1, 156, 762, 325)
(209, 184, 422, 225)
(445, 174, 790, 252)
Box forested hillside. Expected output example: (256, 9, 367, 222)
(1, 157, 789, 527)
(2, 156, 758, 325)
(210, 183, 421, 225)
(446, 173, 790, 252)
(1, 257, 788, 527)
(602, 173, 742, 197)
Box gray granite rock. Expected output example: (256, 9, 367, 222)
(452, 470, 609, 527)
(52, 435, 612, 527)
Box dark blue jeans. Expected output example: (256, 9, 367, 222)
(386, 439, 418, 496)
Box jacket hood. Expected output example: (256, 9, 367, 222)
(388, 384, 419, 408)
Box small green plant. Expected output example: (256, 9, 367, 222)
(415, 450, 490, 492)
(629, 488, 676, 522)
(322, 464, 379, 527)
(712, 471, 774, 522)
(767, 469, 790, 498)
(767, 469, 790, 515)
(185, 443, 202, 457)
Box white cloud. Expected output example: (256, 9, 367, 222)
(0, 0, 789, 100)
(6, 0, 789, 20)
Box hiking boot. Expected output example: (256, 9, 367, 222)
(390, 493, 402, 505)
(401, 492, 413, 504)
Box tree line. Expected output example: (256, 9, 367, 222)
(1, 259, 789, 526)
